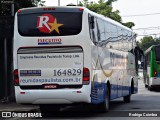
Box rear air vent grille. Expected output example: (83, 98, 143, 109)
(18, 46, 83, 54)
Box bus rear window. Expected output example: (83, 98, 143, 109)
(18, 12, 82, 36)
(155, 46, 160, 61)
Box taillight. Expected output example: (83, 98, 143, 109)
(18, 9, 22, 13)
(14, 69, 19, 86)
(154, 70, 158, 77)
(79, 8, 83, 11)
(83, 68, 90, 85)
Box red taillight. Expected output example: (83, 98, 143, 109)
(20, 92, 25, 94)
(79, 8, 83, 11)
(18, 9, 22, 13)
(83, 68, 90, 85)
(14, 69, 18, 75)
(154, 70, 157, 77)
(14, 69, 19, 86)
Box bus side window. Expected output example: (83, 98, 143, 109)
(146, 54, 148, 65)
(96, 18, 105, 42)
(145, 56, 147, 69)
(146, 52, 150, 66)
(104, 22, 111, 40)
(89, 16, 94, 29)
(89, 15, 98, 45)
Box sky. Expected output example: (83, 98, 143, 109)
(44, 0, 160, 40)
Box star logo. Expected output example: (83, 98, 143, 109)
(37, 14, 63, 34)
(48, 18, 63, 34)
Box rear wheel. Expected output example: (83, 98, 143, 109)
(148, 85, 154, 91)
(98, 87, 110, 112)
(124, 81, 133, 103)
(148, 79, 153, 91)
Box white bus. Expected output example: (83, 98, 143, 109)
(13, 6, 139, 113)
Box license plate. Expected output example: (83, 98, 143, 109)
(44, 84, 57, 89)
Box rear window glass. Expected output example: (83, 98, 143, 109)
(155, 46, 160, 61)
(18, 12, 82, 36)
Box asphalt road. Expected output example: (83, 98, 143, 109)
(7, 70, 160, 119)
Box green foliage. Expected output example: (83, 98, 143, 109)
(138, 36, 160, 51)
(34, 0, 45, 7)
(78, 1, 83, 6)
(106, 0, 117, 5)
(79, 0, 134, 28)
(87, 0, 122, 23)
(122, 22, 135, 29)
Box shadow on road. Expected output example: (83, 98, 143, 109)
(144, 87, 160, 92)
(151, 88, 160, 92)
(35, 101, 128, 119)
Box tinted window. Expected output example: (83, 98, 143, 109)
(155, 46, 160, 61)
(97, 19, 105, 41)
(145, 52, 150, 65)
(89, 16, 98, 44)
(18, 12, 82, 36)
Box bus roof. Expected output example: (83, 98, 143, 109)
(17, 6, 84, 14)
(84, 7, 134, 33)
(145, 44, 160, 54)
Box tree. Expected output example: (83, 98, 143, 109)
(106, 0, 117, 5)
(0, 0, 45, 16)
(138, 36, 160, 51)
(87, 0, 122, 22)
(79, 0, 135, 28)
(122, 22, 135, 29)
(33, 0, 45, 7)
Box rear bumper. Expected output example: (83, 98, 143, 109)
(150, 77, 160, 86)
(15, 85, 91, 104)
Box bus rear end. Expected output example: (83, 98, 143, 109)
(149, 46, 160, 89)
(13, 7, 91, 107)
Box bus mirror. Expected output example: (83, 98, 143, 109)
(89, 16, 95, 29)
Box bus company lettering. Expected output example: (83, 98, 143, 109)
(38, 38, 62, 45)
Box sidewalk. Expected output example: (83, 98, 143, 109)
(0, 102, 39, 112)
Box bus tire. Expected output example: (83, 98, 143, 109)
(40, 105, 61, 115)
(98, 87, 110, 112)
(124, 82, 132, 103)
(148, 86, 153, 91)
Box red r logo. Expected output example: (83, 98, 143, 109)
(37, 14, 63, 34)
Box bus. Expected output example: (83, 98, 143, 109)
(13, 6, 139, 114)
(143, 45, 160, 91)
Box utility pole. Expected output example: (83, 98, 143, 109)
(2, 38, 9, 103)
(77, 0, 79, 5)
(58, 0, 60, 6)
(11, 0, 14, 16)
